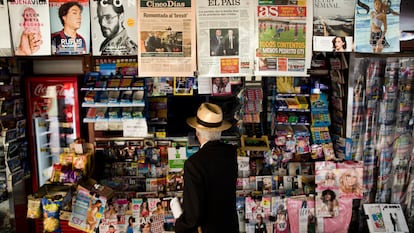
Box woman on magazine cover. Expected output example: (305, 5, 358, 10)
(332, 36, 347, 52)
(339, 168, 362, 197)
(255, 214, 267, 233)
(369, 0, 390, 53)
(86, 196, 102, 231)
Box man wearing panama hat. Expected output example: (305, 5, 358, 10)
(174, 103, 239, 233)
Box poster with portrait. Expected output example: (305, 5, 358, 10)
(90, 0, 138, 56)
(354, 0, 401, 53)
(49, 0, 90, 55)
(8, 0, 51, 56)
(312, 0, 355, 52)
(0, 1, 12, 56)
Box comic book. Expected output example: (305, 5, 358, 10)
(313, 0, 356, 52)
(8, 0, 51, 55)
(90, 0, 138, 56)
(0, 2, 12, 56)
(49, 0, 90, 54)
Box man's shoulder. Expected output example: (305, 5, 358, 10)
(51, 30, 64, 39)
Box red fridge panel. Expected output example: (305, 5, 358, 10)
(25, 76, 81, 192)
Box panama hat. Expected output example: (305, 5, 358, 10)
(186, 103, 232, 131)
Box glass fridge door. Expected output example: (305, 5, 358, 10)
(25, 77, 80, 190)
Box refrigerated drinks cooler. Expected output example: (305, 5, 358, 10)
(25, 77, 81, 192)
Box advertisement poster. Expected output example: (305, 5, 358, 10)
(90, 0, 138, 56)
(0, 2, 12, 56)
(49, 0, 90, 55)
(354, 0, 401, 53)
(196, 0, 255, 78)
(312, 0, 355, 52)
(255, 0, 313, 77)
(138, 0, 196, 77)
(8, 0, 51, 56)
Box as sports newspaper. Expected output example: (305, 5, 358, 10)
(255, 0, 313, 77)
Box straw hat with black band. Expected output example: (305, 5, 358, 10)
(186, 103, 232, 131)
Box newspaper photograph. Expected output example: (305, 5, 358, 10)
(138, 0, 196, 77)
(254, 0, 313, 77)
(196, 0, 255, 78)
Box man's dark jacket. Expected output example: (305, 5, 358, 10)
(175, 140, 239, 233)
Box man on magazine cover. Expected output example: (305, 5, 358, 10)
(97, 0, 137, 55)
(174, 103, 239, 233)
(51, 1, 87, 55)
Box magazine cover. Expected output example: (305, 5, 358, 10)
(99, 218, 118, 233)
(315, 187, 339, 217)
(49, 0, 90, 55)
(272, 196, 289, 233)
(8, 0, 51, 56)
(0, 1, 12, 56)
(312, 0, 355, 52)
(380, 204, 409, 233)
(90, 0, 138, 56)
(167, 146, 186, 172)
(337, 161, 363, 198)
(173, 77, 195, 96)
(255, 0, 313, 77)
(354, 0, 401, 53)
(69, 188, 107, 233)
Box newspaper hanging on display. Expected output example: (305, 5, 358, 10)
(312, 0, 355, 52)
(196, 0, 255, 78)
(138, 0, 197, 77)
(254, 0, 312, 77)
(90, 0, 138, 56)
(354, 0, 400, 53)
(8, 0, 51, 56)
(0, 2, 12, 56)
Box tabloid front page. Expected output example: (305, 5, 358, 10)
(138, 0, 196, 77)
(254, 0, 312, 77)
(196, 0, 255, 78)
